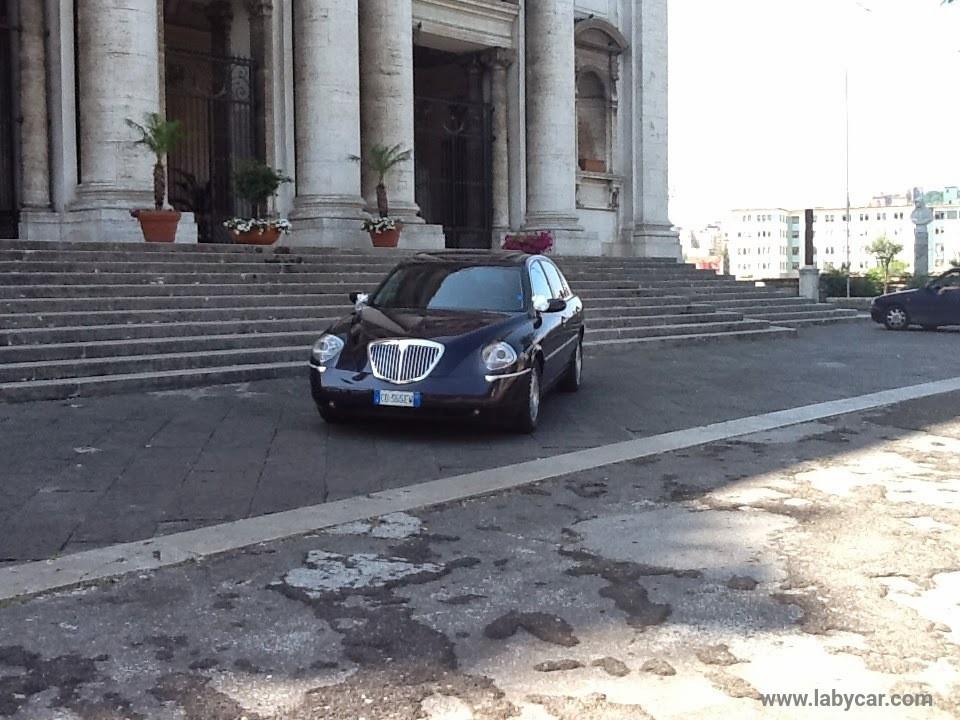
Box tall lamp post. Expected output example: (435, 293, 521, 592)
(845, 69, 851, 298)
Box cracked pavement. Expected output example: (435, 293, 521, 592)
(1, 391, 959, 718)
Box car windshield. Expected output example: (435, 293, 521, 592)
(371, 264, 524, 313)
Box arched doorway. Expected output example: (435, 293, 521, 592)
(0, 1, 17, 238)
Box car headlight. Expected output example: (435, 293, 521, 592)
(312, 335, 344, 364)
(482, 341, 518, 372)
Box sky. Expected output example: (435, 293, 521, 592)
(668, 0, 960, 228)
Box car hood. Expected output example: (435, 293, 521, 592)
(328, 306, 526, 374)
(876, 289, 918, 303)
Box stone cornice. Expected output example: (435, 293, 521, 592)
(413, 0, 520, 49)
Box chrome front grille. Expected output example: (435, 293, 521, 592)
(368, 339, 445, 385)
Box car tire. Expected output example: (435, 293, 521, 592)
(558, 338, 583, 393)
(883, 305, 910, 331)
(511, 364, 542, 434)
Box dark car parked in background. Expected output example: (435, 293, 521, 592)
(871, 268, 960, 331)
(309, 251, 585, 432)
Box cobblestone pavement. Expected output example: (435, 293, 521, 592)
(1, 392, 959, 718)
(4, 322, 960, 564)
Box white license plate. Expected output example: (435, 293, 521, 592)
(374, 390, 421, 408)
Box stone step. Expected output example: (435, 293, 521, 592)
(0, 345, 308, 383)
(687, 289, 798, 300)
(0, 261, 395, 278)
(589, 312, 743, 329)
(0, 293, 353, 314)
(585, 319, 771, 342)
(586, 303, 713, 318)
(737, 308, 859, 322)
(575, 289, 690, 300)
(0, 238, 419, 256)
(0, 330, 322, 363)
(0, 362, 305, 403)
(585, 326, 797, 351)
(0, 282, 369, 300)
(765, 314, 864, 329)
(0, 317, 335, 345)
(708, 297, 819, 310)
(0, 249, 406, 269)
(0, 304, 343, 330)
(0, 271, 390, 287)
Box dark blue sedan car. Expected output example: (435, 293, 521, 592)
(871, 268, 960, 330)
(309, 251, 585, 432)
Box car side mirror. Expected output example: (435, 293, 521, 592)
(350, 292, 369, 309)
(532, 295, 566, 313)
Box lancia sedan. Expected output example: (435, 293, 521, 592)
(308, 251, 585, 432)
(871, 268, 960, 330)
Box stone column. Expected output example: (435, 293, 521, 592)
(630, 0, 679, 259)
(523, 0, 580, 232)
(73, 0, 159, 212)
(247, 0, 276, 169)
(482, 48, 516, 241)
(358, 0, 419, 221)
(289, 0, 366, 246)
(18, 0, 51, 210)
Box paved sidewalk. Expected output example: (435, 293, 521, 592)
(4, 321, 960, 564)
(1, 393, 958, 718)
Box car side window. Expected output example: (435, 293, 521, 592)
(529, 262, 553, 301)
(539, 261, 568, 300)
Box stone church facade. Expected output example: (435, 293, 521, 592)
(0, 0, 677, 257)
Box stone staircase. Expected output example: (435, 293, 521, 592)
(0, 241, 857, 402)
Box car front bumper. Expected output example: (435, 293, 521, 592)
(309, 363, 530, 420)
(870, 304, 884, 323)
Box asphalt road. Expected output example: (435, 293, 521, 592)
(3, 320, 960, 564)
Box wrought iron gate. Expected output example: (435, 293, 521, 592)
(414, 97, 493, 249)
(165, 48, 257, 243)
(0, 4, 17, 239)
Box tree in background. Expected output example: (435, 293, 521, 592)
(867, 236, 904, 294)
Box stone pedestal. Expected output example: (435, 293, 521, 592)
(799, 266, 820, 301)
(70, 0, 161, 242)
(523, 0, 580, 232)
(289, 0, 367, 247)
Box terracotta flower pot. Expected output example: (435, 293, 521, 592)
(132, 209, 181, 243)
(369, 227, 401, 248)
(232, 226, 282, 246)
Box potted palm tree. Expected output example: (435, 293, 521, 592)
(126, 113, 184, 242)
(224, 160, 293, 245)
(359, 143, 411, 248)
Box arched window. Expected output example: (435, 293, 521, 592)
(577, 72, 608, 173)
(574, 19, 627, 177)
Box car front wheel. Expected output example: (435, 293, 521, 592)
(558, 339, 583, 393)
(883, 305, 910, 331)
(510, 364, 542, 434)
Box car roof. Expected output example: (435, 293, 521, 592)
(409, 250, 531, 267)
